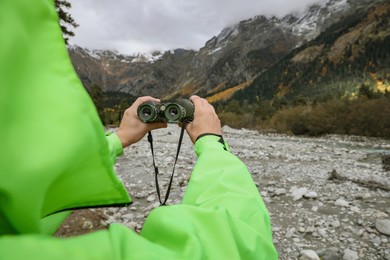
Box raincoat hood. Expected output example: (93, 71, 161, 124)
(0, 0, 131, 235)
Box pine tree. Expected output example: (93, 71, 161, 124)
(88, 84, 105, 123)
(55, 0, 79, 45)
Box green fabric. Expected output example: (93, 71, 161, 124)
(40, 211, 72, 235)
(0, 0, 277, 258)
(0, 136, 278, 259)
(106, 133, 124, 164)
(0, 0, 130, 235)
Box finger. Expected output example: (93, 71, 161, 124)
(133, 96, 160, 107)
(190, 95, 206, 111)
(189, 95, 201, 105)
(189, 95, 199, 101)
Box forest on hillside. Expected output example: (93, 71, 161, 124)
(214, 4, 390, 138)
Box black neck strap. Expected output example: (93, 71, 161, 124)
(147, 123, 186, 206)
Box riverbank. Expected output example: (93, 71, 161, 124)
(57, 125, 390, 259)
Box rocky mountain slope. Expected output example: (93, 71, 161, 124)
(68, 0, 387, 102)
(231, 1, 390, 103)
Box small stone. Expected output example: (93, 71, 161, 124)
(272, 227, 281, 232)
(304, 191, 318, 199)
(164, 156, 174, 163)
(374, 211, 389, 218)
(350, 206, 360, 213)
(122, 213, 134, 221)
(330, 220, 341, 228)
(293, 238, 301, 243)
(128, 221, 138, 231)
(286, 227, 296, 238)
(82, 220, 94, 230)
(357, 229, 365, 236)
(372, 237, 381, 246)
(343, 249, 358, 260)
(318, 247, 341, 260)
(306, 226, 316, 234)
(334, 198, 349, 207)
(382, 154, 390, 171)
(108, 208, 117, 214)
(135, 191, 148, 199)
(300, 250, 320, 260)
(130, 206, 137, 211)
(298, 227, 306, 233)
(317, 228, 327, 238)
(146, 195, 156, 202)
(275, 188, 287, 196)
(267, 187, 275, 193)
(355, 193, 372, 200)
(291, 187, 308, 201)
(375, 219, 390, 236)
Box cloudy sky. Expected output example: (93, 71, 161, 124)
(68, 0, 324, 55)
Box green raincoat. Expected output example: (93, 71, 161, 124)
(0, 0, 278, 259)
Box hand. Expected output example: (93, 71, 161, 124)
(117, 96, 167, 148)
(185, 95, 222, 144)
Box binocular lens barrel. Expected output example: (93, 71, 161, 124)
(138, 103, 158, 122)
(164, 104, 183, 122)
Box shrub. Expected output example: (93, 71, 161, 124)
(218, 112, 254, 129)
(270, 106, 311, 135)
(267, 97, 390, 138)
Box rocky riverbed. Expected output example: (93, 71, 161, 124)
(57, 125, 390, 259)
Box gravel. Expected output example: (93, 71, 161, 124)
(69, 125, 390, 259)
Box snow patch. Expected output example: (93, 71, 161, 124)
(276, 0, 351, 41)
(208, 47, 223, 55)
(207, 25, 239, 55)
(131, 52, 163, 63)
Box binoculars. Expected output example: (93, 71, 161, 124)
(137, 99, 194, 123)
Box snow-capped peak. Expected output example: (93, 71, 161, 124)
(205, 25, 239, 55)
(278, 0, 350, 41)
(204, 0, 352, 55)
(131, 51, 163, 63)
(67, 45, 125, 60)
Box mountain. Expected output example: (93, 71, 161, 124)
(68, 0, 389, 136)
(229, 0, 390, 104)
(69, 0, 380, 101)
(68, 47, 196, 97)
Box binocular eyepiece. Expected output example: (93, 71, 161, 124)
(137, 99, 194, 123)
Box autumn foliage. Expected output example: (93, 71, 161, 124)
(266, 96, 390, 138)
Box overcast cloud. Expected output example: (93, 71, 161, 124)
(68, 0, 324, 55)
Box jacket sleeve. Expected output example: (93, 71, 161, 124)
(0, 135, 278, 259)
(106, 133, 124, 164)
(140, 135, 278, 259)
